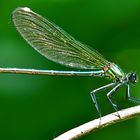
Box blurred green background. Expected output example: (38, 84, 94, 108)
(1, 0, 140, 140)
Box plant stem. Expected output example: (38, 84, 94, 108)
(53, 105, 140, 140)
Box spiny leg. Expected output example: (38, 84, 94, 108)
(126, 82, 140, 103)
(106, 82, 123, 118)
(90, 83, 115, 121)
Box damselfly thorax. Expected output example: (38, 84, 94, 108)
(102, 63, 126, 82)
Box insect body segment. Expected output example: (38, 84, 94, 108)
(103, 63, 126, 82)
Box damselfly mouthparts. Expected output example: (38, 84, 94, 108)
(3, 7, 140, 118)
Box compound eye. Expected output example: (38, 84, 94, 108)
(129, 73, 137, 83)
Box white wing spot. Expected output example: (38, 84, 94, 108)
(21, 7, 31, 12)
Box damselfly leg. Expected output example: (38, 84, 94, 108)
(106, 82, 125, 118)
(90, 83, 115, 121)
(126, 82, 140, 103)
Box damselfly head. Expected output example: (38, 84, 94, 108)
(128, 73, 138, 84)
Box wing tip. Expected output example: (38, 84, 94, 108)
(12, 7, 32, 16)
(20, 7, 31, 12)
(12, 7, 33, 24)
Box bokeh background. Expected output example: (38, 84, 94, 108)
(1, 0, 140, 140)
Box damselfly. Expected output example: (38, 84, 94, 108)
(2, 7, 140, 118)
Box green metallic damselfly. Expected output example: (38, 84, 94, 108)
(1, 7, 140, 119)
